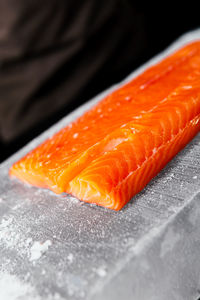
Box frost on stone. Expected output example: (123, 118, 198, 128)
(0, 272, 39, 300)
(29, 240, 52, 262)
(95, 267, 107, 278)
(67, 253, 74, 264)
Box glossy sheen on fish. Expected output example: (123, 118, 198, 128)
(10, 41, 200, 210)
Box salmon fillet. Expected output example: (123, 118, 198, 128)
(10, 41, 200, 210)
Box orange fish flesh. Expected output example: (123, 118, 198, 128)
(10, 41, 200, 210)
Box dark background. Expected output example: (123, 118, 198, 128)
(0, 1, 199, 162)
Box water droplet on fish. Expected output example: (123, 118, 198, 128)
(125, 96, 131, 101)
(182, 85, 192, 90)
(73, 133, 79, 139)
(152, 148, 157, 155)
(133, 115, 142, 119)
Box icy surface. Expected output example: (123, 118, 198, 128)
(0, 29, 200, 300)
(29, 240, 52, 262)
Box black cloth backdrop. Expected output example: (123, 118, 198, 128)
(0, 0, 199, 161)
(0, 1, 146, 141)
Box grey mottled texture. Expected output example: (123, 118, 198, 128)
(0, 29, 200, 300)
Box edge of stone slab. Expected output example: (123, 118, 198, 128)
(89, 191, 200, 300)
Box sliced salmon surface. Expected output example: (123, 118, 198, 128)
(10, 41, 200, 210)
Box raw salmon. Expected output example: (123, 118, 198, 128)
(10, 41, 200, 210)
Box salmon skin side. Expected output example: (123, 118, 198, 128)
(10, 41, 200, 210)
